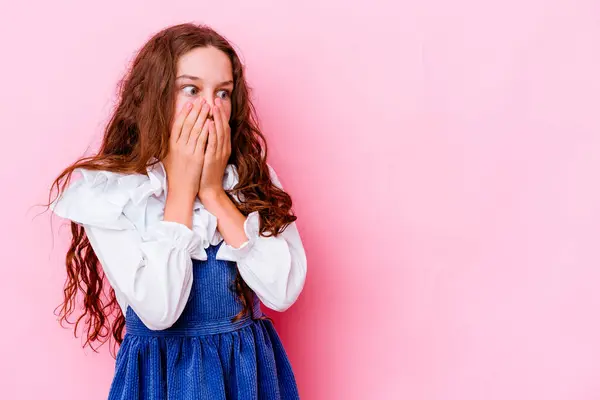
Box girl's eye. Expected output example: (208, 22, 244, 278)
(216, 89, 230, 100)
(182, 85, 199, 96)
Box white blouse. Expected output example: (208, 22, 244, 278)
(50, 159, 307, 330)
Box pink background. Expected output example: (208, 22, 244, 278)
(1, 0, 600, 399)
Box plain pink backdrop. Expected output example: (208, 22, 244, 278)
(2, 0, 600, 399)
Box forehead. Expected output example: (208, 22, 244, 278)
(176, 46, 233, 82)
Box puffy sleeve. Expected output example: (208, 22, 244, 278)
(50, 168, 205, 330)
(216, 164, 307, 312)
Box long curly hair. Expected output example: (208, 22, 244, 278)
(46, 23, 296, 355)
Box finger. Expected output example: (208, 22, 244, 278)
(180, 98, 204, 144)
(194, 116, 211, 155)
(171, 102, 193, 142)
(206, 120, 217, 156)
(218, 100, 231, 156)
(189, 102, 210, 145)
(213, 104, 223, 154)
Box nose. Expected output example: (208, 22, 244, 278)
(204, 98, 214, 108)
(203, 96, 215, 118)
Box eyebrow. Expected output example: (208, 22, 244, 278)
(176, 75, 234, 86)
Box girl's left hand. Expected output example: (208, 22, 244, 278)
(198, 98, 232, 201)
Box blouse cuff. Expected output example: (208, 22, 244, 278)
(140, 220, 207, 260)
(218, 211, 261, 260)
(192, 202, 219, 249)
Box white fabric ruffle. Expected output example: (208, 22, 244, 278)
(50, 159, 242, 260)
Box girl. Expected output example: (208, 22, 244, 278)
(48, 23, 307, 399)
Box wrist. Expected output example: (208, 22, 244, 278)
(198, 187, 225, 204)
(168, 185, 197, 201)
(164, 190, 196, 228)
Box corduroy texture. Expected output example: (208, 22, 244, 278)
(107, 242, 300, 399)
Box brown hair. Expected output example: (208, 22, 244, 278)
(46, 23, 296, 354)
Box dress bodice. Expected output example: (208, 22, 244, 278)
(125, 242, 262, 336)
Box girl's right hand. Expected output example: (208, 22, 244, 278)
(163, 98, 212, 198)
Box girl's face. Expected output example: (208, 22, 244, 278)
(173, 46, 234, 122)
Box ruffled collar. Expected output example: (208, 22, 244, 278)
(147, 156, 238, 192)
(143, 157, 239, 246)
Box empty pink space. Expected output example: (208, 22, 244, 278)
(1, 0, 600, 399)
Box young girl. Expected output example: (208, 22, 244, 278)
(49, 23, 307, 399)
